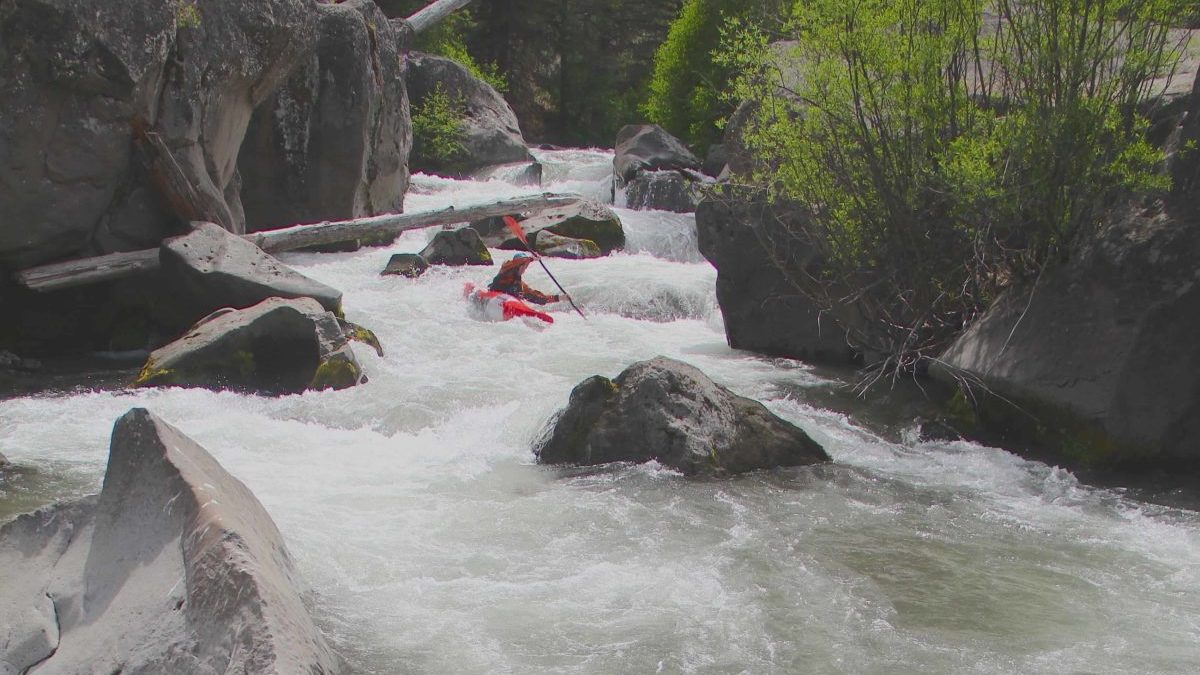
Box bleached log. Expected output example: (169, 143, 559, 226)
(13, 249, 161, 293)
(251, 192, 580, 254)
(14, 193, 581, 292)
(405, 0, 475, 34)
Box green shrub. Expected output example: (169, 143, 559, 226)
(418, 12, 508, 93)
(645, 0, 785, 152)
(412, 84, 467, 172)
(723, 0, 1187, 380)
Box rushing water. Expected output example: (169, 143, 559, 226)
(2, 149, 1199, 674)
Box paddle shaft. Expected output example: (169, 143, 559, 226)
(503, 215, 586, 319)
(533, 256, 586, 319)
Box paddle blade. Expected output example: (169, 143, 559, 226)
(503, 215, 529, 247)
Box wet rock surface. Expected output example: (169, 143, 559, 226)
(536, 356, 830, 476)
(134, 297, 366, 394)
(381, 252, 430, 277)
(161, 222, 344, 320)
(0, 408, 346, 674)
(418, 227, 494, 266)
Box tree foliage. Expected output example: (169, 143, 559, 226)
(723, 0, 1188, 380)
(411, 83, 466, 171)
(644, 0, 786, 151)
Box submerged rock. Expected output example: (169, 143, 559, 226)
(381, 253, 430, 277)
(419, 228, 494, 266)
(135, 297, 367, 394)
(0, 408, 346, 673)
(470, 161, 543, 186)
(161, 222, 344, 320)
(536, 356, 829, 476)
(534, 231, 602, 259)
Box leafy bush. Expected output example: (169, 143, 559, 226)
(411, 84, 467, 172)
(419, 12, 509, 93)
(723, 0, 1187, 380)
(645, 0, 786, 152)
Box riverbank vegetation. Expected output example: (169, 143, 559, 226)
(716, 0, 1189, 380)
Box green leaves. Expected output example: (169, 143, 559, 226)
(411, 84, 467, 171)
(719, 0, 1187, 375)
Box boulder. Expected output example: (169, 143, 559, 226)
(152, 0, 318, 235)
(613, 124, 702, 185)
(161, 222, 343, 320)
(534, 231, 602, 260)
(381, 252, 430, 278)
(0, 451, 7, 468)
(695, 194, 857, 364)
(536, 356, 829, 476)
(418, 227, 494, 266)
(134, 297, 366, 394)
(406, 52, 532, 175)
(239, 0, 411, 231)
(0, 408, 346, 674)
(475, 200, 625, 254)
(0, 0, 175, 268)
(621, 170, 705, 213)
(613, 125, 706, 213)
(930, 199, 1200, 469)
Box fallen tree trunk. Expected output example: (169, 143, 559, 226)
(406, 0, 474, 34)
(252, 193, 579, 254)
(13, 193, 581, 292)
(13, 249, 162, 294)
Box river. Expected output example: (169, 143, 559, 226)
(2, 149, 1199, 674)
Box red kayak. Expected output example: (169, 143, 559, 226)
(463, 283, 554, 323)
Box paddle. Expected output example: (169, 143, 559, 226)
(503, 216, 587, 319)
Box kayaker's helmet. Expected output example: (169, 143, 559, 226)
(512, 253, 534, 265)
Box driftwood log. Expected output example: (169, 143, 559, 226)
(14, 193, 581, 293)
(405, 0, 475, 33)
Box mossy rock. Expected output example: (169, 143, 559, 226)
(310, 348, 364, 391)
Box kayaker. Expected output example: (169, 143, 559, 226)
(488, 253, 561, 305)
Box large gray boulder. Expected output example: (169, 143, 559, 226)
(613, 124, 701, 185)
(239, 0, 411, 232)
(0, 0, 318, 269)
(536, 356, 830, 476)
(161, 222, 343, 320)
(0, 408, 346, 674)
(135, 297, 366, 394)
(406, 52, 532, 175)
(0, 0, 175, 268)
(695, 194, 857, 364)
(931, 200, 1200, 468)
(613, 124, 705, 212)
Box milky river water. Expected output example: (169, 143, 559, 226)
(2, 149, 1199, 674)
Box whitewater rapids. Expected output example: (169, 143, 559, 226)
(2, 149, 1198, 674)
